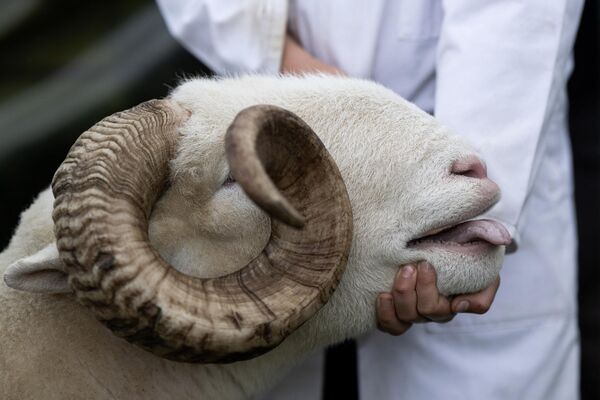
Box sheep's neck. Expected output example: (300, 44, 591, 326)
(216, 262, 380, 398)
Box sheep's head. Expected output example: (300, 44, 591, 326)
(3, 76, 510, 364)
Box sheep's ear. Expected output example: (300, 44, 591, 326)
(3, 242, 71, 293)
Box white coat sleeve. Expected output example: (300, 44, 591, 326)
(156, 0, 288, 75)
(434, 0, 576, 248)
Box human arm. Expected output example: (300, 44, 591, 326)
(155, 0, 288, 74)
(281, 35, 344, 75)
(156, 0, 344, 75)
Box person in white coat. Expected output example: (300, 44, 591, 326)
(156, 1, 584, 399)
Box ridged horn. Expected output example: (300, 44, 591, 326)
(52, 100, 353, 363)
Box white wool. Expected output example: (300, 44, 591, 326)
(0, 75, 504, 400)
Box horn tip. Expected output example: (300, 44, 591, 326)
(282, 208, 306, 229)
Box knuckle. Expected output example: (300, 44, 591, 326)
(377, 320, 398, 334)
(417, 303, 437, 316)
(392, 285, 412, 296)
(417, 263, 436, 283)
(440, 316, 454, 323)
(378, 314, 396, 325)
(417, 274, 436, 287)
(376, 322, 390, 333)
(470, 301, 490, 314)
(428, 309, 450, 318)
(395, 309, 418, 323)
(391, 323, 411, 336)
(432, 314, 455, 323)
(419, 301, 451, 318)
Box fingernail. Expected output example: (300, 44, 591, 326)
(401, 265, 415, 278)
(456, 301, 470, 313)
(418, 261, 433, 272)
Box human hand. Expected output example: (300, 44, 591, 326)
(280, 35, 345, 75)
(376, 261, 500, 335)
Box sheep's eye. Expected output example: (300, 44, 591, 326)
(223, 173, 236, 186)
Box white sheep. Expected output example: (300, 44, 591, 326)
(0, 75, 510, 399)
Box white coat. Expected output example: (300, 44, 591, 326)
(156, 1, 583, 398)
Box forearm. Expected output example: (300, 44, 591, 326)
(280, 34, 344, 75)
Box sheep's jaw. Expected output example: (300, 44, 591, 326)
(407, 219, 511, 255)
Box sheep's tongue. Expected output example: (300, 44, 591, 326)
(424, 220, 511, 246)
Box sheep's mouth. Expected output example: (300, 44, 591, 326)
(407, 219, 511, 253)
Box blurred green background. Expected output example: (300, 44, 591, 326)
(0, 0, 209, 249)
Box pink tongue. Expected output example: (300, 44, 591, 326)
(430, 219, 512, 246)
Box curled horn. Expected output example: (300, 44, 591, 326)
(52, 100, 352, 363)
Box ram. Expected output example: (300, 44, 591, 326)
(0, 75, 510, 399)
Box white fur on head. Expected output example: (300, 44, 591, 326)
(2, 75, 505, 354)
(163, 75, 504, 291)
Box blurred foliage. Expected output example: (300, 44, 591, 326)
(0, 0, 148, 99)
(0, 0, 209, 247)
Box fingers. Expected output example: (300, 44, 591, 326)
(376, 293, 412, 335)
(391, 264, 425, 322)
(451, 276, 500, 314)
(377, 261, 498, 336)
(388, 262, 455, 324)
(415, 261, 454, 322)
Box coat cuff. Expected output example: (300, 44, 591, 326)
(260, 0, 288, 74)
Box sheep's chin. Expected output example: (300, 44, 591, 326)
(413, 245, 505, 296)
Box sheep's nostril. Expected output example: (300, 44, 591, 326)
(451, 156, 487, 179)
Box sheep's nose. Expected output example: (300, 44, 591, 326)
(451, 156, 487, 179)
